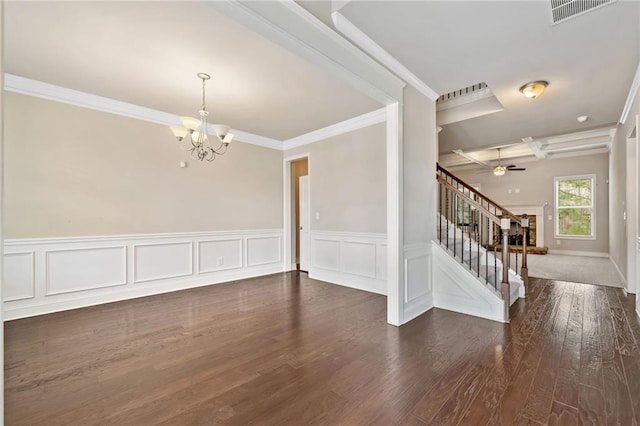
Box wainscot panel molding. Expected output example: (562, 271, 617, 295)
(3, 229, 283, 320)
(3, 252, 35, 302)
(403, 242, 434, 323)
(309, 231, 387, 295)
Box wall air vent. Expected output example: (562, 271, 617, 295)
(550, 0, 616, 24)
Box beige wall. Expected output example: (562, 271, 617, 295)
(284, 123, 386, 234)
(4, 92, 283, 238)
(452, 153, 610, 253)
(403, 86, 437, 245)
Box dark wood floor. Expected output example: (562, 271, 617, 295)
(5, 273, 640, 425)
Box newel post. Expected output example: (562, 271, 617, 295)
(520, 214, 529, 295)
(501, 216, 511, 323)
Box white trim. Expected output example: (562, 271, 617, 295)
(620, 61, 640, 125)
(311, 230, 385, 240)
(4, 73, 283, 151)
(386, 102, 403, 326)
(547, 249, 609, 258)
(283, 108, 386, 149)
(4, 228, 283, 247)
(210, 0, 404, 104)
(554, 174, 596, 239)
(308, 230, 387, 295)
(3, 229, 284, 320)
(331, 11, 438, 101)
(3, 251, 35, 302)
(523, 137, 547, 159)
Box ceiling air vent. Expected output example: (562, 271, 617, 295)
(551, 0, 616, 24)
(437, 82, 488, 104)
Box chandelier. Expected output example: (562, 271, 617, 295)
(169, 73, 234, 162)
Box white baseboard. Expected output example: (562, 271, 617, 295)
(310, 268, 386, 295)
(3, 229, 284, 320)
(547, 249, 609, 258)
(309, 231, 387, 295)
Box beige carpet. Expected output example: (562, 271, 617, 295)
(509, 253, 624, 288)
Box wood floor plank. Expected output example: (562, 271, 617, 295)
(518, 282, 575, 423)
(489, 281, 568, 424)
(579, 285, 604, 390)
(547, 400, 578, 426)
(458, 279, 555, 424)
(553, 284, 584, 408)
(5, 274, 638, 425)
(577, 384, 607, 425)
(597, 285, 635, 426)
(605, 286, 640, 424)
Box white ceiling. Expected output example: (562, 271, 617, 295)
(4, 1, 381, 141)
(5, 1, 639, 156)
(337, 0, 639, 154)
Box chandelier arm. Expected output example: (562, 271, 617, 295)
(211, 139, 227, 154)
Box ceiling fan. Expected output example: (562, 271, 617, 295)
(492, 148, 526, 176)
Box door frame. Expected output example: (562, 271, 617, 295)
(283, 153, 310, 272)
(298, 175, 310, 271)
(627, 117, 638, 295)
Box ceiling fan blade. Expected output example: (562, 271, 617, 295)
(508, 168, 526, 171)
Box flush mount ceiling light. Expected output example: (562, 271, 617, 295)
(170, 73, 234, 162)
(519, 80, 549, 99)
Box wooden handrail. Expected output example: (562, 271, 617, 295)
(437, 176, 501, 224)
(436, 164, 521, 223)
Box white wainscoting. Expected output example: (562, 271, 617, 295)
(3, 229, 283, 320)
(309, 231, 387, 295)
(403, 242, 434, 323)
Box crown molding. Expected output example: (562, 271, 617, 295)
(232, 130, 283, 150)
(4, 73, 283, 150)
(331, 11, 439, 102)
(620, 61, 640, 125)
(210, 0, 404, 105)
(4, 73, 177, 125)
(283, 107, 386, 150)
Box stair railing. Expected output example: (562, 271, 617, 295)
(436, 164, 529, 322)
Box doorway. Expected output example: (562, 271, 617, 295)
(292, 159, 309, 271)
(283, 154, 310, 273)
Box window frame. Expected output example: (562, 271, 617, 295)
(554, 174, 596, 240)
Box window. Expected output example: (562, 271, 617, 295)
(554, 175, 595, 239)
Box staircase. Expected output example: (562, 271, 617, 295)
(434, 164, 529, 323)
